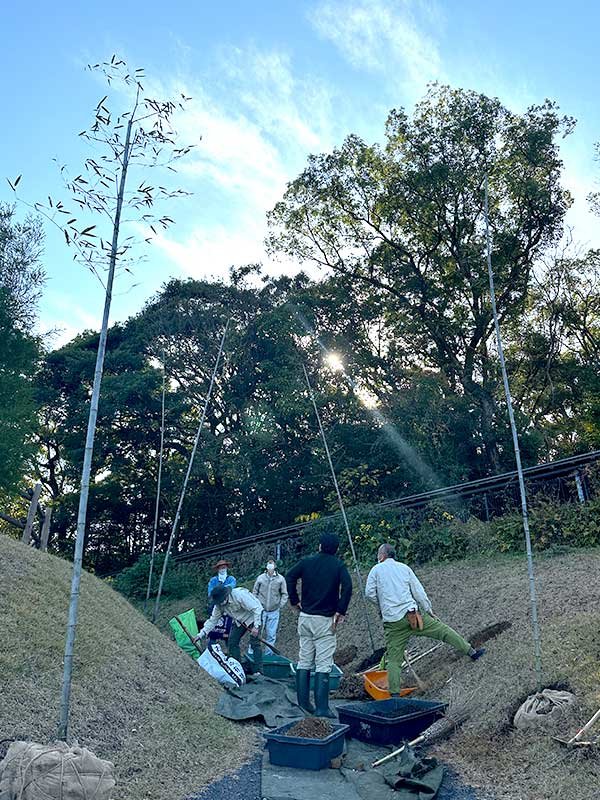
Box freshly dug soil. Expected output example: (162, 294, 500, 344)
(470, 621, 512, 648)
(286, 718, 334, 739)
(335, 644, 358, 666)
(355, 646, 386, 672)
(333, 673, 369, 700)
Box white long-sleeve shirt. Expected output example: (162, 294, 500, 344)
(201, 587, 263, 635)
(365, 558, 432, 622)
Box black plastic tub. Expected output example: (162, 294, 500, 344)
(337, 697, 447, 745)
(264, 721, 349, 770)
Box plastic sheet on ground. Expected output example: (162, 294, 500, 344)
(216, 675, 305, 728)
(342, 742, 443, 799)
(262, 737, 445, 800)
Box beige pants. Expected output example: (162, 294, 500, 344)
(297, 612, 336, 673)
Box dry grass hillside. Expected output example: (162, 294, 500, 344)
(163, 547, 600, 799)
(0, 534, 256, 800)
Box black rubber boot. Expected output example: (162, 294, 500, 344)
(314, 672, 336, 718)
(296, 668, 315, 714)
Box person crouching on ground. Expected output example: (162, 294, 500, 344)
(253, 557, 288, 654)
(194, 584, 264, 675)
(365, 543, 485, 696)
(286, 532, 352, 717)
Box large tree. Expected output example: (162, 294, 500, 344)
(268, 84, 574, 472)
(0, 204, 44, 495)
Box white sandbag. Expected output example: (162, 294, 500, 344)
(513, 689, 576, 729)
(0, 740, 115, 800)
(197, 642, 245, 688)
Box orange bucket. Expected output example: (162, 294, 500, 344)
(363, 669, 417, 701)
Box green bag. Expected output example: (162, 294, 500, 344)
(169, 608, 200, 660)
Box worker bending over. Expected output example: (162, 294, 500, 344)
(365, 543, 485, 696)
(286, 532, 352, 717)
(194, 585, 264, 675)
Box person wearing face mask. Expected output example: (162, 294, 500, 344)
(206, 559, 237, 643)
(253, 558, 288, 654)
(194, 584, 264, 674)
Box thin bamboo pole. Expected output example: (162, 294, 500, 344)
(21, 483, 42, 545)
(484, 174, 542, 689)
(152, 320, 230, 623)
(144, 352, 167, 615)
(57, 92, 139, 742)
(302, 362, 377, 652)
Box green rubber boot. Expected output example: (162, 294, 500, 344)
(314, 672, 335, 718)
(296, 668, 315, 714)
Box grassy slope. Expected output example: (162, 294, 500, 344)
(0, 534, 256, 800)
(163, 548, 600, 800)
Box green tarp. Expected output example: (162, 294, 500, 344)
(168, 608, 199, 660)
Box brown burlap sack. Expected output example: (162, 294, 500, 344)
(0, 740, 115, 800)
(513, 689, 576, 730)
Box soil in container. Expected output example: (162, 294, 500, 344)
(286, 718, 334, 739)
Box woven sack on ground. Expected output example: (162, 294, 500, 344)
(513, 689, 576, 729)
(0, 740, 115, 800)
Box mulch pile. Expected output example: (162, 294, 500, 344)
(286, 718, 334, 739)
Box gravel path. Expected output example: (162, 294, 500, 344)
(187, 755, 262, 800)
(190, 750, 487, 800)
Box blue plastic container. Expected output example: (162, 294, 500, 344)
(264, 721, 349, 770)
(337, 697, 447, 745)
(246, 652, 294, 679)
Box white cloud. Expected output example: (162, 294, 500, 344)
(153, 215, 310, 282)
(309, 0, 443, 97)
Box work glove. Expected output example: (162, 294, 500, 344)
(406, 610, 424, 631)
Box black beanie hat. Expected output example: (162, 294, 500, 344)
(319, 532, 340, 555)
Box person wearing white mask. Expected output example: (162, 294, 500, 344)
(253, 558, 288, 654)
(206, 559, 236, 644)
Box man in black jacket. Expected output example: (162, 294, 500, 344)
(286, 532, 352, 717)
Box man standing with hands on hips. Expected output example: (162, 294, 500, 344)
(286, 532, 352, 717)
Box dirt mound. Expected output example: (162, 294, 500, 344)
(470, 620, 512, 647)
(333, 674, 369, 700)
(355, 646, 386, 672)
(0, 534, 255, 800)
(335, 644, 358, 666)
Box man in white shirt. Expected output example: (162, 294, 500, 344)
(365, 543, 484, 696)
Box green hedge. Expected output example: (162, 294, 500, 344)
(113, 497, 600, 602)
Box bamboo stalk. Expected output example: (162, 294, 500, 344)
(302, 363, 377, 653)
(484, 175, 542, 689)
(144, 351, 167, 615)
(58, 90, 139, 742)
(152, 321, 230, 623)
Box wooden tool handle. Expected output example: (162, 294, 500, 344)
(371, 734, 425, 767)
(568, 707, 600, 744)
(175, 616, 204, 656)
(240, 622, 284, 657)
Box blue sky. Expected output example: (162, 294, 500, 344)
(2, 0, 598, 346)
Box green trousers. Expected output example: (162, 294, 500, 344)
(383, 613, 471, 694)
(228, 624, 263, 672)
